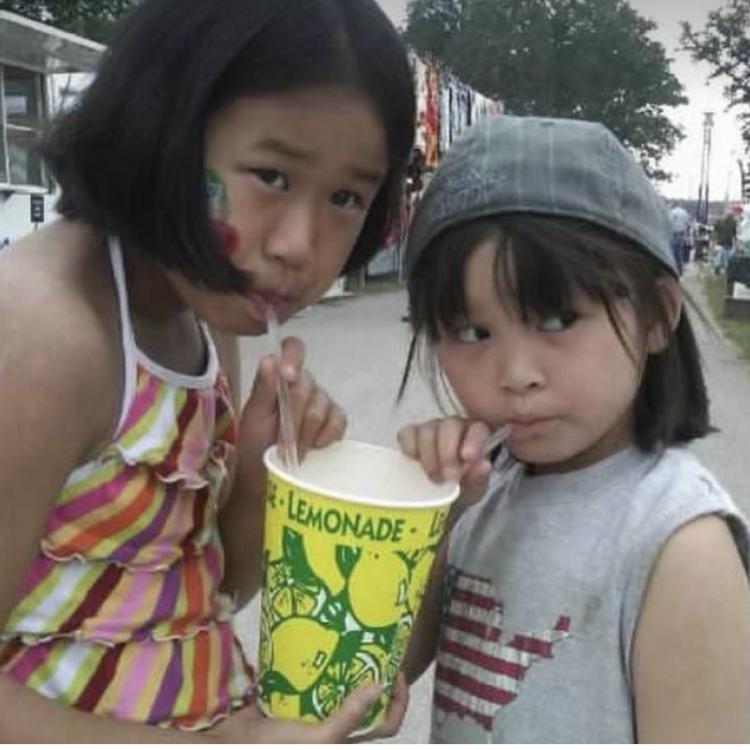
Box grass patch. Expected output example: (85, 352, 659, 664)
(702, 272, 750, 360)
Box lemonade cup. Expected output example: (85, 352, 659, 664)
(258, 439, 459, 732)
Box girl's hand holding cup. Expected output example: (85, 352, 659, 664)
(238, 336, 346, 486)
(203, 674, 409, 743)
(397, 417, 506, 510)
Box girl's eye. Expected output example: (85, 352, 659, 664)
(331, 189, 366, 210)
(538, 311, 578, 332)
(251, 168, 288, 190)
(453, 325, 490, 343)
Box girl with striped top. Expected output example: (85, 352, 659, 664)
(0, 0, 414, 741)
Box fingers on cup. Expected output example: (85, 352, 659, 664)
(299, 388, 346, 449)
(289, 369, 315, 433)
(396, 424, 419, 460)
(312, 682, 382, 743)
(312, 403, 347, 448)
(370, 673, 409, 739)
(279, 335, 305, 383)
(437, 417, 471, 481)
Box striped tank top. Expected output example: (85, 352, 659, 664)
(0, 238, 255, 730)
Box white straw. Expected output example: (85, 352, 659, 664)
(483, 425, 511, 457)
(458, 424, 512, 481)
(266, 307, 300, 473)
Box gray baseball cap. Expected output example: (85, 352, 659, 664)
(405, 115, 676, 276)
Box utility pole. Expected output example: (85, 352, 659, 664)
(696, 112, 715, 224)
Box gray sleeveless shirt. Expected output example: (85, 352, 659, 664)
(432, 447, 749, 743)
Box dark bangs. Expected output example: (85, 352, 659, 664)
(408, 215, 646, 346)
(402, 214, 711, 450)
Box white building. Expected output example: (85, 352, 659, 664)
(0, 10, 103, 246)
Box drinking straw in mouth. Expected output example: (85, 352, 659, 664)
(265, 306, 300, 473)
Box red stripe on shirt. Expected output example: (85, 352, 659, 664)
(436, 663, 517, 705)
(434, 687, 493, 731)
(441, 635, 524, 678)
(444, 612, 501, 641)
(58, 565, 125, 634)
(74, 643, 123, 712)
(452, 585, 500, 611)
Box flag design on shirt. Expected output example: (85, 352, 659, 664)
(434, 566, 571, 732)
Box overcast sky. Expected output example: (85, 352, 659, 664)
(376, 0, 744, 202)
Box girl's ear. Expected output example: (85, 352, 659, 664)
(646, 276, 683, 354)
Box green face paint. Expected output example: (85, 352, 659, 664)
(206, 169, 240, 256)
(206, 168, 230, 219)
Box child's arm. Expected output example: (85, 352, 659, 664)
(397, 416, 496, 683)
(217, 335, 346, 608)
(631, 514, 750, 742)
(401, 535, 448, 683)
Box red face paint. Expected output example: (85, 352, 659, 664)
(213, 220, 240, 257)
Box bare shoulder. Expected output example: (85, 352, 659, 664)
(0, 221, 122, 457)
(0, 222, 126, 625)
(646, 513, 746, 586)
(636, 514, 748, 637)
(632, 514, 750, 741)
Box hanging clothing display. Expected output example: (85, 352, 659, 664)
(366, 51, 504, 277)
(422, 60, 440, 168)
(410, 50, 502, 170)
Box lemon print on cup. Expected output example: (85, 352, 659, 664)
(312, 643, 383, 718)
(259, 441, 459, 731)
(305, 533, 346, 596)
(270, 617, 339, 692)
(348, 550, 409, 628)
(267, 558, 320, 620)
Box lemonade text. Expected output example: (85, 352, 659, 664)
(287, 494, 405, 543)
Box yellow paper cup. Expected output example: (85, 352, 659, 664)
(258, 439, 459, 731)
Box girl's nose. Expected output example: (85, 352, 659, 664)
(264, 201, 317, 266)
(496, 337, 545, 394)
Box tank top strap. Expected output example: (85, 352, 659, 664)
(107, 236, 138, 435)
(106, 237, 221, 435)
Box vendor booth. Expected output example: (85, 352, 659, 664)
(0, 10, 103, 245)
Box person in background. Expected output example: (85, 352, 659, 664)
(668, 201, 692, 275)
(712, 210, 737, 274)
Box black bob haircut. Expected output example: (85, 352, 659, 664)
(43, 0, 416, 292)
(400, 215, 712, 453)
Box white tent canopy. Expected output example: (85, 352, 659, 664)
(0, 10, 103, 74)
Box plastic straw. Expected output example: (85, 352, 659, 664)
(483, 425, 511, 457)
(266, 307, 300, 473)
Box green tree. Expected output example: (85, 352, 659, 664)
(0, 0, 140, 42)
(681, 0, 750, 150)
(404, 0, 686, 181)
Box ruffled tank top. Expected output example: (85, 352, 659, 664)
(0, 238, 255, 730)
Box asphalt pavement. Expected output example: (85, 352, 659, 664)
(233, 264, 750, 743)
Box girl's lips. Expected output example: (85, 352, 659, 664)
(246, 290, 294, 323)
(506, 416, 553, 431)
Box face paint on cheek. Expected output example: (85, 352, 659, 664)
(205, 169, 239, 256)
(205, 168, 230, 219)
(213, 220, 240, 257)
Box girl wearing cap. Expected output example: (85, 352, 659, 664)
(397, 115, 750, 742)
